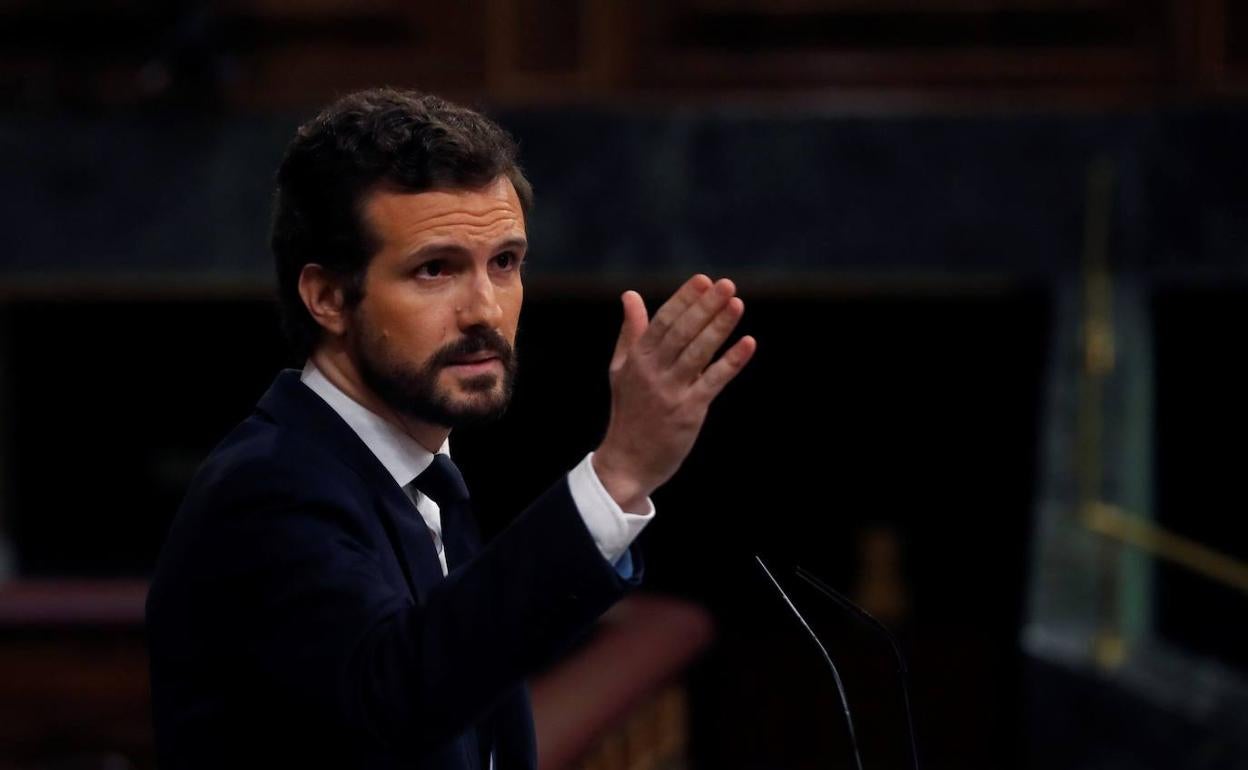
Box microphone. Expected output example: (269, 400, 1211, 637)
(794, 565, 920, 770)
(754, 556, 922, 770)
(754, 555, 866, 770)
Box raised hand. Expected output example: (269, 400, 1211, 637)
(592, 274, 757, 511)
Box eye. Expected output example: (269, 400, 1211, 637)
(415, 259, 446, 278)
(493, 251, 521, 270)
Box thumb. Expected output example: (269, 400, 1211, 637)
(610, 291, 648, 371)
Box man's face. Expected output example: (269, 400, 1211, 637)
(347, 176, 526, 428)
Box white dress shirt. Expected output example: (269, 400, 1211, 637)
(300, 361, 653, 576)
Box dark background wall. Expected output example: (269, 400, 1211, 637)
(2, 1, 1247, 768)
(1, 287, 1051, 769)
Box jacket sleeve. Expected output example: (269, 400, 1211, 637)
(198, 457, 640, 758)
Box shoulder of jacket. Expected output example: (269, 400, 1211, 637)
(190, 413, 372, 512)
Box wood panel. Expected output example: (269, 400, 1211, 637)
(0, 3, 1244, 113)
(0, 583, 710, 770)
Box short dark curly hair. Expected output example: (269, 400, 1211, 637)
(270, 88, 534, 361)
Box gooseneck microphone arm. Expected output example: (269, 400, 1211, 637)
(754, 555, 866, 770)
(794, 565, 921, 770)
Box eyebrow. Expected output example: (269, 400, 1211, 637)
(404, 237, 529, 263)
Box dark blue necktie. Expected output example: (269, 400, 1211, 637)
(410, 454, 491, 768)
(411, 454, 477, 572)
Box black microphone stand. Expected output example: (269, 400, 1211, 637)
(755, 555, 866, 770)
(794, 566, 921, 770)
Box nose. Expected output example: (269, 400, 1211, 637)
(456, 266, 503, 330)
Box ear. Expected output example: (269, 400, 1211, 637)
(297, 264, 350, 338)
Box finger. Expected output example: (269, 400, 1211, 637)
(692, 335, 757, 402)
(638, 274, 713, 353)
(672, 294, 744, 379)
(658, 278, 735, 368)
(610, 291, 648, 371)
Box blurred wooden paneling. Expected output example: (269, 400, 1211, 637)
(205, 1, 493, 108)
(0, 583, 710, 770)
(531, 596, 712, 770)
(0, 2, 1245, 112)
(628, 0, 1171, 92)
(1227, 0, 1248, 87)
(0, 581, 151, 770)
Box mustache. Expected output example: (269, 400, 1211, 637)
(429, 328, 514, 368)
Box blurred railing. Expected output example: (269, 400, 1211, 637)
(0, 584, 711, 770)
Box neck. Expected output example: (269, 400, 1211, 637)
(310, 345, 450, 454)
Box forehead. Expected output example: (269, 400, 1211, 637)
(362, 176, 526, 253)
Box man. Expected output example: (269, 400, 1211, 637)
(145, 88, 755, 770)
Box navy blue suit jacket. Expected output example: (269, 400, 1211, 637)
(146, 370, 641, 769)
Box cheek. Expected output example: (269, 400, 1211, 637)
(394, 287, 447, 333)
(369, 302, 449, 362)
(501, 289, 523, 338)
(413, 323, 452, 360)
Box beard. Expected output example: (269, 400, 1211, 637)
(350, 321, 518, 429)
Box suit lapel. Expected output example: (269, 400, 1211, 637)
(255, 370, 532, 769)
(440, 495, 481, 575)
(255, 370, 445, 603)
(374, 486, 443, 603)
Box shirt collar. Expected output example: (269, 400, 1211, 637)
(300, 360, 448, 489)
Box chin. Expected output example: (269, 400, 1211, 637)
(429, 368, 514, 425)
(455, 372, 501, 392)
(441, 398, 511, 428)
(446, 381, 509, 412)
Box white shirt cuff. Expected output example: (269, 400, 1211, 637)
(567, 452, 655, 565)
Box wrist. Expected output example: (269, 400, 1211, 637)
(591, 449, 650, 512)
